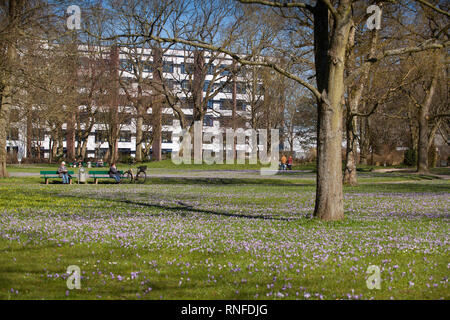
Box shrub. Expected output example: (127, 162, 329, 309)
(404, 149, 417, 166)
(120, 155, 135, 165)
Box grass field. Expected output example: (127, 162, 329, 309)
(0, 167, 448, 300)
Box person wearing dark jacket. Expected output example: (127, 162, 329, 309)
(109, 163, 121, 183)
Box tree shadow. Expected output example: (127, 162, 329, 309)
(57, 193, 303, 221)
(117, 199, 302, 221)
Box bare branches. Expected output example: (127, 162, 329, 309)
(237, 0, 314, 11)
(142, 34, 322, 100)
(380, 40, 448, 60)
(319, 0, 338, 20)
(414, 0, 450, 18)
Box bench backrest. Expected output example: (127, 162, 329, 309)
(89, 170, 123, 176)
(40, 171, 74, 175)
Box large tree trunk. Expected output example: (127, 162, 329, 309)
(417, 59, 439, 173)
(152, 104, 162, 161)
(343, 115, 358, 185)
(0, 0, 23, 177)
(51, 129, 58, 160)
(81, 140, 88, 159)
(417, 106, 429, 173)
(343, 25, 378, 185)
(26, 109, 32, 159)
(359, 116, 370, 165)
(151, 47, 163, 161)
(0, 87, 11, 177)
(313, 1, 351, 221)
(66, 111, 76, 161)
(135, 112, 144, 162)
(108, 45, 120, 164)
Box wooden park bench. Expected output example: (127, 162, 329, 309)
(40, 171, 74, 184)
(89, 170, 124, 184)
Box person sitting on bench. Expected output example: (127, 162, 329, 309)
(109, 163, 121, 183)
(58, 161, 70, 184)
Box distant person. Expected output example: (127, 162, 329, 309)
(97, 158, 104, 167)
(109, 163, 121, 183)
(281, 154, 287, 170)
(287, 156, 293, 170)
(58, 161, 70, 184)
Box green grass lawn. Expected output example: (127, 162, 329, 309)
(0, 174, 448, 300)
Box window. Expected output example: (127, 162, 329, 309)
(236, 82, 247, 94)
(223, 83, 233, 93)
(203, 80, 210, 92)
(181, 63, 194, 74)
(220, 65, 230, 76)
(95, 130, 108, 143)
(120, 59, 133, 72)
(203, 116, 214, 127)
(142, 61, 153, 72)
(207, 100, 215, 109)
(163, 62, 174, 73)
(162, 131, 172, 143)
(219, 99, 233, 110)
(162, 114, 173, 126)
(119, 131, 131, 142)
(181, 80, 191, 91)
(206, 64, 215, 75)
(76, 130, 88, 142)
(142, 130, 153, 143)
(237, 100, 247, 111)
(7, 127, 19, 140)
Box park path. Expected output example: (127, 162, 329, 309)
(8, 168, 449, 180)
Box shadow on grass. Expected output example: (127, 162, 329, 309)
(57, 193, 306, 222)
(119, 199, 305, 221)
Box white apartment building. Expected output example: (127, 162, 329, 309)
(6, 45, 309, 162)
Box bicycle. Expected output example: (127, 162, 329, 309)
(123, 165, 147, 184)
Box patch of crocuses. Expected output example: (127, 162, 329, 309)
(0, 183, 448, 299)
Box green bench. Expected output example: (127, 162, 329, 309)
(89, 170, 124, 184)
(40, 171, 75, 184)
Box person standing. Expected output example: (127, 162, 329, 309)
(58, 161, 70, 184)
(281, 154, 287, 170)
(287, 156, 293, 170)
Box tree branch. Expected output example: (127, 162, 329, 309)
(237, 0, 314, 11)
(414, 0, 450, 18)
(379, 41, 448, 60)
(145, 35, 322, 100)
